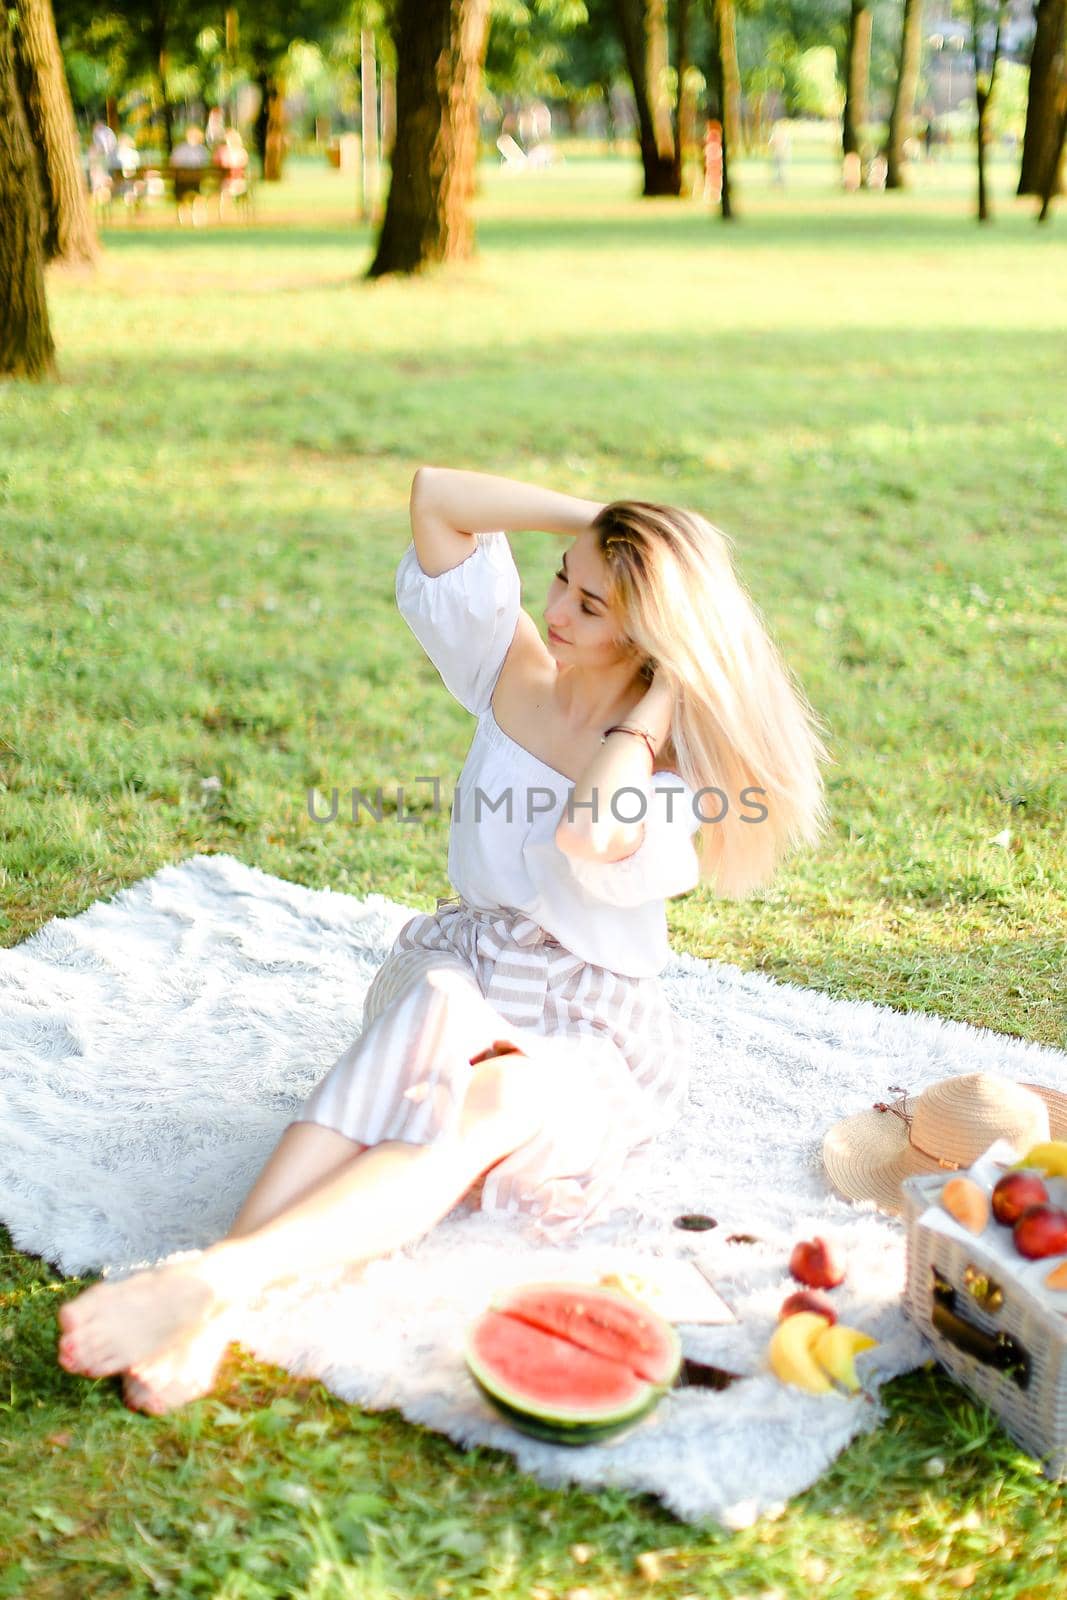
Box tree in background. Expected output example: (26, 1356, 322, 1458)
(1017, 0, 1066, 196)
(842, 0, 872, 175)
(708, 0, 740, 152)
(1, 3, 56, 379)
(239, 0, 353, 179)
(971, 0, 1008, 219)
(886, 0, 924, 185)
(484, 0, 605, 142)
(705, 0, 735, 214)
(11, 0, 98, 265)
(545, 0, 627, 145)
(367, 0, 491, 275)
(611, 0, 679, 192)
(1036, 72, 1066, 215)
(54, 0, 218, 160)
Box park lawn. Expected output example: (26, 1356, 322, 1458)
(0, 150, 1064, 1596)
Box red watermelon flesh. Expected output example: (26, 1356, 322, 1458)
(466, 1309, 652, 1423)
(488, 1280, 681, 1386)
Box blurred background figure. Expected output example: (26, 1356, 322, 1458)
(113, 132, 143, 210)
(842, 151, 862, 191)
(703, 119, 723, 203)
(90, 119, 117, 169)
(171, 126, 211, 226)
(213, 126, 250, 216)
(770, 120, 791, 188)
(205, 106, 227, 149)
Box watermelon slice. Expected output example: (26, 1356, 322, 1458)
(464, 1280, 682, 1446)
(489, 1280, 680, 1384)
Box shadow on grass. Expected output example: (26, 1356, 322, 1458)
(96, 198, 1063, 259)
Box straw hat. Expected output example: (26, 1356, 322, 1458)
(822, 1072, 1067, 1216)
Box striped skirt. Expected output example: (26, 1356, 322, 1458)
(291, 895, 693, 1239)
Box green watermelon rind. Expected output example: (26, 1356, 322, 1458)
(467, 1368, 664, 1447)
(487, 1279, 683, 1387)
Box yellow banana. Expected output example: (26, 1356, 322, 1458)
(811, 1323, 879, 1393)
(1009, 1140, 1067, 1178)
(767, 1312, 835, 1394)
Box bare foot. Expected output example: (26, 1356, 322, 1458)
(121, 1315, 235, 1416)
(57, 1251, 230, 1379)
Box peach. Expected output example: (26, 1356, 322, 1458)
(778, 1289, 838, 1325)
(1013, 1205, 1067, 1261)
(991, 1172, 1049, 1227)
(940, 1176, 990, 1235)
(789, 1237, 845, 1290)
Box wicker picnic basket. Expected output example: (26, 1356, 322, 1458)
(901, 1152, 1067, 1481)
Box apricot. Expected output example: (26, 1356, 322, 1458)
(939, 1176, 990, 1235)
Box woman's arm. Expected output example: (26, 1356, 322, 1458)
(556, 672, 676, 861)
(413, 466, 605, 540)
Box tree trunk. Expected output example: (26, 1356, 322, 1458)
(1037, 67, 1067, 215)
(1018, 0, 1067, 195)
(255, 68, 287, 181)
(975, 4, 1004, 222)
(843, 0, 873, 175)
(380, 57, 396, 161)
(670, 0, 690, 192)
(718, 0, 742, 156)
(613, 0, 678, 195)
(359, 27, 379, 222)
(152, 34, 174, 160)
(886, 0, 924, 187)
(976, 87, 991, 218)
(599, 78, 617, 147)
(0, 6, 56, 379)
(12, 0, 98, 266)
(367, 0, 492, 277)
(709, 0, 735, 219)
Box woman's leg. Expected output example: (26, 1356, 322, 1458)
(225, 1122, 369, 1240)
(118, 1121, 370, 1412)
(58, 1044, 542, 1409)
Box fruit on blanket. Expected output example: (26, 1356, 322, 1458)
(992, 1172, 1050, 1226)
(1043, 1261, 1067, 1290)
(778, 1289, 838, 1325)
(939, 1176, 990, 1235)
(789, 1237, 845, 1290)
(767, 1312, 880, 1395)
(597, 1271, 666, 1312)
(465, 1281, 682, 1445)
(1009, 1140, 1067, 1179)
(1013, 1205, 1067, 1260)
(810, 1323, 878, 1394)
(767, 1312, 835, 1393)
(489, 1281, 681, 1385)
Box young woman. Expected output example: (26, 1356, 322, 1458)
(57, 467, 831, 1415)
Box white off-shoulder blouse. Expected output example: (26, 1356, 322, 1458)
(395, 531, 703, 978)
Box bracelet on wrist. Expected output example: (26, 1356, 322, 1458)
(601, 723, 657, 769)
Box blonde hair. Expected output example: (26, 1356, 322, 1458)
(592, 500, 833, 899)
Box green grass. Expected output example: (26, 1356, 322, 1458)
(1, 147, 1065, 1597)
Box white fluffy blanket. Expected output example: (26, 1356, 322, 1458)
(3, 854, 1064, 1530)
